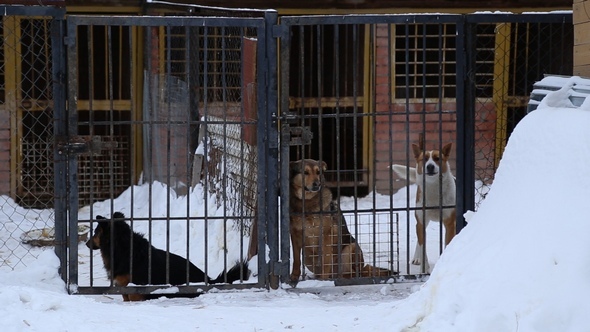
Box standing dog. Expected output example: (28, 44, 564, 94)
(392, 142, 456, 272)
(289, 159, 392, 283)
(86, 212, 249, 301)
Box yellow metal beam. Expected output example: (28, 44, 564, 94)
(4, 16, 20, 199)
(493, 23, 511, 169)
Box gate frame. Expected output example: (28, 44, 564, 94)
(277, 14, 470, 285)
(61, 13, 277, 295)
(49, 10, 573, 293)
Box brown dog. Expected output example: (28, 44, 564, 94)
(289, 159, 392, 282)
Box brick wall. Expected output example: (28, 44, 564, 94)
(373, 24, 497, 194)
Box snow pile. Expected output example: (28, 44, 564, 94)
(386, 104, 590, 331)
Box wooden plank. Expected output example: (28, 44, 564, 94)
(575, 21, 590, 45)
(574, 63, 590, 76)
(289, 96, 364, 109)
(573, 2, 590, 25)
(574, 42, 590, 65)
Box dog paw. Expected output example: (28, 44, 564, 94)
(288, 275, 300, 288)
(411, 258, 421, 265)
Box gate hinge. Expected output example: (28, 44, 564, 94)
(63, 36, 75, 46)
(271, 260, 290, 277)
(282, 125, 313, 146)
(56, 136, 118, 155)
(272, 24, 288, 39)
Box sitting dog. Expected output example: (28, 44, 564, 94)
(392, 142, 456, 273)
(86, 212, 249, 301)
(289, 159, 392, 283)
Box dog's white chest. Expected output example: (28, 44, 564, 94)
(415, 171, 455, 221)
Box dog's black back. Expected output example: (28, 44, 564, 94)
(89, 212, 249, 288)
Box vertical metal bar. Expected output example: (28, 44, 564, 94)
(165, 25, 173, 285)
(202, 25, 210, 283)
(386, 22, 396, 275)
(145, 25, 155, 286)
(438, 22, 444, 255)
(65, 18, 80, 290)
(86, 24, 95, 287)
(403, 22, 412, 275)
(184, 25, 192, 285)
(278, 17, 294, 286)
(419, 22, 427, 273)
(261, 12, 278, 288)
(455, 17, 474, 234)
(51, 12, 67, 285)
(221, 25, 229, 281)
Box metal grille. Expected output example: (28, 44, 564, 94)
(393, 23, 457, 99)
(166, 26, 256, 103)
(66, 15, 269, 297)
(470, 18, 573, 208)
(279, 13, 573, 285)
(0, 7, 64, 272)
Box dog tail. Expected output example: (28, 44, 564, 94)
(361, 264, 397, 278)
(210, 260, 250, 284)
(391, 164, 416, 183)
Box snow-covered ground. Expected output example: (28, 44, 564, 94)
(2, 77, 590, 331)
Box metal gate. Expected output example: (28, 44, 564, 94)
(53, 11, 575, 294)
(276, 13, 572, 285)
(276, 14, 468, 284)
(60, 13, 277, 297)
(0, 5, 571, 297)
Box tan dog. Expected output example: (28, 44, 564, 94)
(392, 143, 456, 273)
(289, 159, 392, 282)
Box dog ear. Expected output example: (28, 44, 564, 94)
(442, 142, 452, 157)
(112, 212, 125, 219)
(290, 160, 302, 174)
(320, 161, 327, 171)
(411, 143, 422, 159)
(96, 220, 109, 230)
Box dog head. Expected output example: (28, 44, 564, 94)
(289, 159, 327, 199)
(85, 212, 126, 250)
(412, 142, 452, 179)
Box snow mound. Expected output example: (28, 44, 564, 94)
(387, 106, 590, 331)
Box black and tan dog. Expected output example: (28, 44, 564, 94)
(86, 212, 249, 301)
(289, 159, 392, 283)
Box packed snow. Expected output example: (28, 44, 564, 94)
(2, 80, 590, 331)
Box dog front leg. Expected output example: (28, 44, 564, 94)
(290, 232, 303, 283)
(412, 215, 430, 272)
(443, 210, 457, 246)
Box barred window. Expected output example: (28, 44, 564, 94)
(393, 23, 457, 100)
(165, 26, 256, 103)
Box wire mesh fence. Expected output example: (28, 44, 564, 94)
(0, 13, 61, 271)
(470, 16, 573, 208)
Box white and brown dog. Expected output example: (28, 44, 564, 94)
(392, 142, 456, 272)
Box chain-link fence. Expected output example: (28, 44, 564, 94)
(0, 8, 64, 271)
(470, 16, 573, 208)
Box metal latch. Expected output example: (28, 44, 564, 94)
(282, 125, 313, 146)
(56, 136, 118, 155)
